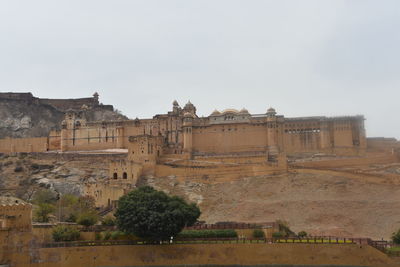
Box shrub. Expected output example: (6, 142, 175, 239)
(52, 225, 80, 242)
(95, 232, 102, 240)
(252, 229, 265, 238)
(103, 231, 112, 240)
(177, 229, 237, 239)
(101, 216, 116, 226)
(14, 166, 23, 172)
(111, 231, 125, 240)
(298, 231, 308, 238)
(392, 229, 400, 244)
(77, 212, 98, 227)
(272, 231, 286, 239)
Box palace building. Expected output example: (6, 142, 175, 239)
(81, 100, 366, 208)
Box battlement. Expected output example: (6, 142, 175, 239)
(0, 92, 112, 112)
(0, 197, 32, 231)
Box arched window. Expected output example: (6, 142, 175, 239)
(113, 173, 118, 179)
(123, 172, 127, 179)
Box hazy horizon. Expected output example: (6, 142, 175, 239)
(0, 1, 399, 139)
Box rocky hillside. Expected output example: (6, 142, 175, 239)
(0, 98, 127, 138)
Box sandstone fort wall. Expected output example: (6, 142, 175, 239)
(0, 137, 49, 153)
(5, 243, 396, 267)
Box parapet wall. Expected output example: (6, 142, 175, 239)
(7, 243, 396, 267)
(0, 137, 49, 153)
(292, 154, 399, 169)
(0, 92, 113, 112)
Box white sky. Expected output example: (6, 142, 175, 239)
(0, 0, 399, 138)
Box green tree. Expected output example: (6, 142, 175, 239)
(253, 229, 265, 238)
(392, 229, 400, 244)
(115, 186, 200, 241)
(32, 189, 57, 205)
(34, 203, 55, 222)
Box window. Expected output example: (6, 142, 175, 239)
(113, 173, 118, 179)
(123, 172, 127, 179)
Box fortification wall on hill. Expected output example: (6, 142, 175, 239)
(0, 92, 114, 112)
(6, 243, 396, 267)
(292, 154, 399, 169)
(367, 137, 400, 152)
(0, 137, 50, 153)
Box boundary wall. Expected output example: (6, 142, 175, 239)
(292, 155, 399, 169)
(6, 243, 397, 267)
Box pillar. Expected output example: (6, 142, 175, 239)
(266, 108, 278, 156)
(183, 113, 193, 156)
(60, 128, 68, 152)
(116, 126, 125, 149)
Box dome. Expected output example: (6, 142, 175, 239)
(210, 109, 221, 116)
(184, 100, 194, 109)
(184, 112, 194, 118)
(239, 108, 249, 114)
(267, 107, 277, 116)
(173, 100, 179, 106)
(221, 109, 240, 115)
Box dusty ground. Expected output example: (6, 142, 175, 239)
(146, 162, 400, 240)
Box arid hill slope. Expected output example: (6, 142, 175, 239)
(145, 161, 400, 240)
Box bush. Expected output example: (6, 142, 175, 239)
(272, 231, 286, 239)
(177, 229, 237, 239)
(52, 225, 80, 242)
(95, 232, 102, 240)
(101, 216, 116, 226)
(298, 231, 308, 238)
(103, 231, 112, 240)
(252, 229, 265, 238)
(14, 166, 23, 172)
(111, 231, 125, 240)
(77, 213, 98, 227)
(392, 229, 400, 244)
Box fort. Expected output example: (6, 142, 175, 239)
(1, 97, 400, 208)
(0, 92, 113, 112)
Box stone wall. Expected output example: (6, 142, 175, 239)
(0, 137, 49, 153)
(6, 243, 397, 267)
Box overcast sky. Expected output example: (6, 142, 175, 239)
(0, 0, 399, 138)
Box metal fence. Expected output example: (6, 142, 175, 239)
(40, 236, 369, 248)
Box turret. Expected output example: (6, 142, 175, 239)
(183, 100, 196, 116)
(266, 107, 278, 155)
(183, 112, 194, 155)
(93, 92, 99, 105)
(172, 100, 181, 114)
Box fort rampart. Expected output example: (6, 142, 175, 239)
(3, 243, 397, 267)
(0, 92, 112, 112)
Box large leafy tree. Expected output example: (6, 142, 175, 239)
(115, 186, 200, 241)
